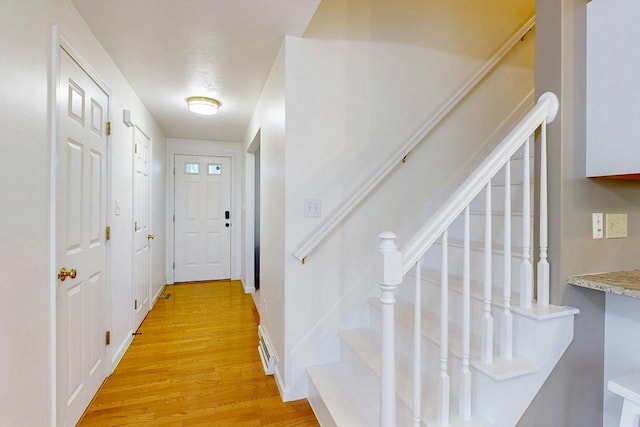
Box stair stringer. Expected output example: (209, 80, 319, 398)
(473, 308, 579, 426)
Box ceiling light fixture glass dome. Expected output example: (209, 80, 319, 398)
(186, 96, 220, 115)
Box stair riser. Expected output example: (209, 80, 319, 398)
(370, 296, 511, 367)
(395, 280, 508, 344)
(340, 334, 438, 422)
(307, 381, 338, 427)
(369, 305, 441, 370)
(421, 241, 529, 292)
(446, 211, 532, 249)
(339, 336, 380, 398)
(368, 306, 474, 407)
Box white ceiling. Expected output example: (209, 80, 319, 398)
(71, 0, 320, 142)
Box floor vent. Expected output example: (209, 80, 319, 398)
(164, 293, 171, 300)
(258, 325, 276, 375)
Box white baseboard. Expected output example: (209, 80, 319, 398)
(151, 283, 167, 308)
(109, 331, 133, 375)
(240, 277, 255, 294)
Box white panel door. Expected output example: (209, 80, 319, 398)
(56, 48, 108, 427)
(132, 126, 151, 330)
(174, 155, 231, 282)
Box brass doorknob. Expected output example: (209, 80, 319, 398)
(147, 234, 155, 240)
(58, 267, 77, 281)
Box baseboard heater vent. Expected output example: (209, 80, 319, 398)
(258, 325, 276, 375)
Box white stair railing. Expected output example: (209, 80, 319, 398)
(378, 92, 558, 426)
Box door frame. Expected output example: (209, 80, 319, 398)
(244, 129, 261, 295)
(49, 27, 113, 424)
(166, 139, 242, 284)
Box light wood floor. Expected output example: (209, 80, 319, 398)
(79, 280, 319, 426)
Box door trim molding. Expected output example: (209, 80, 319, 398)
(243, 128, 261, 295)
(166, 139, 242, 284)
(49, 26, 113, 425)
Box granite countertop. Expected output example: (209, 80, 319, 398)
(569, 270, 640, 299)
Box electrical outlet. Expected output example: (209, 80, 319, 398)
(303, 199, 321, 218)
(606, 213, 627, 239)
(592, 213, 603, 239)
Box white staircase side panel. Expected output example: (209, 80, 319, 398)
(474, 313, 577, 427)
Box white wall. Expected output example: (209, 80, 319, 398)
(242, 44, 287, 390)
(603, 294, 640, 427)
(0, 1, 166, 424)
(166, 138, 243, 284)
(278, 3, 535, 398)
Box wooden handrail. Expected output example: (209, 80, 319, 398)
(292, 15, 536, 263)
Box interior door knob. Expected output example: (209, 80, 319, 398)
(58, 267, 77, 281)
(147, 234, 155, 240)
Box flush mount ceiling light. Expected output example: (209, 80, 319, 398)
(186, 96, 220, 115)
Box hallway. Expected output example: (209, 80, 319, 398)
(79, 281, 318, 426)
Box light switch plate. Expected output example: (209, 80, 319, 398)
(605, 213, 627, 239)
(303, 199, 321, 218)
(592, 213, 603, 239)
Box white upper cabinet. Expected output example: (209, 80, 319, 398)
(586, 0, 640, 178)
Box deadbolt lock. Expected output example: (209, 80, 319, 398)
(58, 267, 77, 281)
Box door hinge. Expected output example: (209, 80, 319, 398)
(134, 143, 138, 154)
(173, 214, 175, 223)
(134, 221, 138, 232)
(105, 226, 111, 241)
(105, 331, 111, 345)
(134, 299, 138, 310)
(173, 262, 175, 270)
(106, 121, 112, 136)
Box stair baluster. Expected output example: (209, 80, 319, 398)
(460, 207, 472, 419)
(379, 232, 402, 427)
(482, 181, 494, 364)
(413, 262, 421, 427)
(501, 160, 514, 360)
(520, 136, 533, 308)
(537, 120, 550, 306)
(438, 231, 450, 426)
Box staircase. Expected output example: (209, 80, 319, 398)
(306, 93, 578, 427)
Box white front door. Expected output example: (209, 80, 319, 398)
(56, 48, 108, 427)
(174, 155, 231, 282)
(132, 126, 151, 329)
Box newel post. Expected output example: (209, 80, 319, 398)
(379, 232, 402, 427)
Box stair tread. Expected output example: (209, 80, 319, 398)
(308, 363, 379, 427)
(512, 303, 579, 320)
